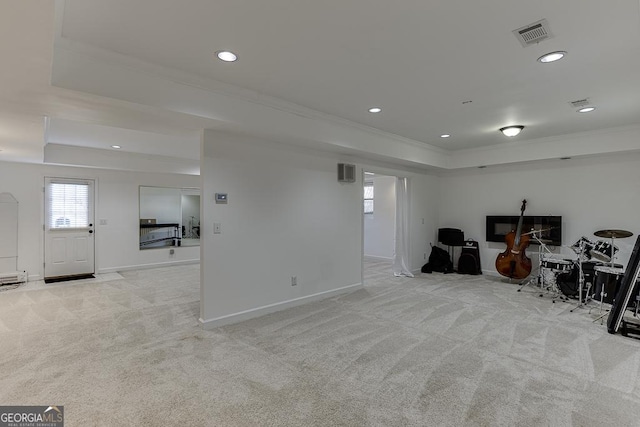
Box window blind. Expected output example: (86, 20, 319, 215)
(48, 182, 89, 228)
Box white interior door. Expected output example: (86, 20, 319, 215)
(44, 177, 95, 279)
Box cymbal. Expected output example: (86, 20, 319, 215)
(522, 227, 553, 236)
(594, 229, 633, 239)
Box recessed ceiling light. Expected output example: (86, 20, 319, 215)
(440, 134, 451, 138)
(368, 107, 382, 113)
(537, 51, 567, 63)
(111, 145, 121, 149)
(577, 107, 596, 113)
(499, 125, 525, 137)
(216, 50, 238, 62)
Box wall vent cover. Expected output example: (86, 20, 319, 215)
(337, 163, 356, 183)
(513, 19, 553, 47)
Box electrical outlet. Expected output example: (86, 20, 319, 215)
(213, 222, 221, 234)
(291, 276, 297, 286)
(169, 249, 175, 255)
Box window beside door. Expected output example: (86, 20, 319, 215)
(364, 181, 374, 214)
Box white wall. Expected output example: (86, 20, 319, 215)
(199, 130, 443, 327)
(0, 161, 200, 280)
(364, 175, 396, 260)
(200, 130, 365, 326)
(439, 152, 640, 274)
(409, 173, 442, 270)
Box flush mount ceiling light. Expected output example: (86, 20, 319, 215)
(577, 106, 596, 113)
(537, 51, 567, 63)
(216, 50, 238, 62)
(111, 145, 121, 149)
(499, 125, 525, 137)
(440, 134, 451, 138)
(368, 107, 382, 113)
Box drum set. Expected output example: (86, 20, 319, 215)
(519, 228, 635, 314)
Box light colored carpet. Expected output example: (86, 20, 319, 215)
(1, 261, 640, 426)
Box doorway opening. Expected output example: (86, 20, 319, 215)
(362, 172, 414, 280)
(363, 172, 396, 266)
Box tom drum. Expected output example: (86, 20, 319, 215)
(570, 237, 596, 261)
(591, 241, 618, 263)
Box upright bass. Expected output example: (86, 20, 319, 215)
(495, 199, 532, 279)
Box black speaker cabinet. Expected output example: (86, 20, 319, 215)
(438, 228, 464, 246)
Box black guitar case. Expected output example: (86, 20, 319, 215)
(608, 235, 640, 334)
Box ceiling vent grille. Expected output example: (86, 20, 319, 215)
(513, 19, 553, 47)
(569, 98, 590, 108)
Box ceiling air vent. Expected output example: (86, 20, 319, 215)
(513, 19, 553, 47)
(569, 98, 590, 108)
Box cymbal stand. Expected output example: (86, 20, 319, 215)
(610, 235, 616, 268)
(570, 240, 588, 312)
(589, 269, 610, 325)
(518, 230, 553, 294)
(592, 292, 609, 325)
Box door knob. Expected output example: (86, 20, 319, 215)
(89, 230, 94, 234)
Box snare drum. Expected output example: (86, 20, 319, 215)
(591, 241, 618, 262)
(541, 257, 573, 272)
(593, 265, 625, 304)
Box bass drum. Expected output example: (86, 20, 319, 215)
(556, 261, 617, 297)
(556, 264, 580, 297)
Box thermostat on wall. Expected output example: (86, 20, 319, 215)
(215, 193, 228, 204)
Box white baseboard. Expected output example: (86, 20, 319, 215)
(363, 255, 393, 262)
(199, 282, 363, 329)
(27, 273, 41, 282)
(98, 259, 199, 274)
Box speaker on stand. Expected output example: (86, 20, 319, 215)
(438, 228, 465, 271)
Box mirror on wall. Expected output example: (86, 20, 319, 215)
(139, 186, 200, 250)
